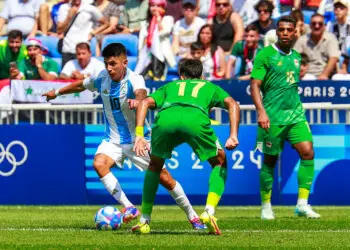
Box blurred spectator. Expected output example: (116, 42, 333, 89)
(238, 0, 280, 27)
(60, 42, 104, 79)
(250, 0, 277, 38)
(0, 30, 27, 80)
(57, 0, 108, 67)
(300, 53, 317, 80)
(0, 0, 45, 37)
(213, 0, 244, 53)
(327, 0, 350, 52)
(165, 0, 184, 22)
(136, 0, 175, 81)
(10, 38, 59, 80)
(197, 0, 216, 23)
(225, 24, 263, 80)
(38, 0, 70, 36)
(279, 0, 301, 13)
(263, 29, 277, 46)
(294, 14, 340, 80)
(187, 41, 205, 60)
(197, 24, 225, 79)
(119, 0, 149, 34)
(172, 0, 205, 58)
(290, 9, 310, 40)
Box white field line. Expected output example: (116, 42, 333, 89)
(1, 228, 350, 233)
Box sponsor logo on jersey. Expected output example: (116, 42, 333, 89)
(277, 61, 283, 66)
(103, 89, 109, 95)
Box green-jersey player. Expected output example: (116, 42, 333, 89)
(251, 16, 320, 220)
(132, 59, 240, 235)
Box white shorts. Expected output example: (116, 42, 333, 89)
(95, 140, 150, 171)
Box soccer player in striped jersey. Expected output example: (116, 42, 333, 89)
(42, 43, 206, 229)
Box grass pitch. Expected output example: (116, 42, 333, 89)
(0, 206, 350, 249)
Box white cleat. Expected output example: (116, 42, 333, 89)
(295, 204, 321, 219)
(261, 203, 275, 220)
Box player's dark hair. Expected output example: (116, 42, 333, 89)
(76, 42, 90, 52)
(102, 43, 127, 58)
(300, 53, 309, 65)
(245, 24, 259, 33)
(190, 42, 204, 51)
(277, 15, 296, 28)
(178, 59, 203, 79)
(254, 0, 274, 13)
(7, 30, 23, 40)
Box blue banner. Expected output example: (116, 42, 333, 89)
(0, 125, 86, 204)
(85, 124, 350, 205)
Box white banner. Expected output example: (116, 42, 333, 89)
(11, 80, 93, 104)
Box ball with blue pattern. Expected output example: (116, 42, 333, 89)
(94, 206, 123, 230)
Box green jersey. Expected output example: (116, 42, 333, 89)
(0, 40, 27, 79)
(251, 44, 305, 125)
(150, 79, 230, 118)
(18, 56, 59, 80)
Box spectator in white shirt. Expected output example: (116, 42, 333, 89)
(60, 42, 105, 80)
(172, 0, 205, 58)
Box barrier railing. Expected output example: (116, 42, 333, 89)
(1, 103, 350, 125)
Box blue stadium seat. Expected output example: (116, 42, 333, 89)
(35, 36, 61, 58)
(90, 37, 98, 56)
(0, 36, 7, 42)
(51, 57, 62, 72)
(128, 56, 137, 70)
(101, 34, 138, 57)
(302, 10, 315, 25)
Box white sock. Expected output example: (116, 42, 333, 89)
(205, 205, 215, 216)
(140, 214, 151, 224)
(100, 172, 133, 208)
(297, 198, 308, 206)
(169, 181, 197, 221)
(262, 202, 272, 209)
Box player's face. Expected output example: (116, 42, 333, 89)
(276, 22, 296, 47)
(76, 48, 91, 69)
(27, 46, 41, 61)
(245, 30, 259, 48)
(8, 37, 22, 53)
(310, 16, 325, 37)
(104, 55, 128, 82)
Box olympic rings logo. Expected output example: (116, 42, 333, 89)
(0, 141, 28, 177)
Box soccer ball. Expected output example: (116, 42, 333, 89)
(94, 206, 123, 230)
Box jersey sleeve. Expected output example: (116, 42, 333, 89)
(251, 50, 268, 80)
(211, 85, 230, 109)
(83, 70, 104, 92)
(46, 59, 59, 77)
(129, 73, 146, 90)
(149, 85, 166, 109)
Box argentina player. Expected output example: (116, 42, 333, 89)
(42, 43, 205, 229)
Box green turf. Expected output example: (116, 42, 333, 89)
(0, 206, 350, 249)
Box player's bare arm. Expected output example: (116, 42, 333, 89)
(224, 97, 240, 150)
(42, 80, 86, 101)
(250, 78, 270, 130)
(133, 97, 156, 156)
(128, 89, 147, 110)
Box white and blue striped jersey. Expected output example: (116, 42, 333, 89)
(83, 68, 151, 144)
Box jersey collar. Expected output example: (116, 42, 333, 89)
(272, 43, 292, 56)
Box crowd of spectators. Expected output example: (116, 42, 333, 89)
(0, 0, 349, 82)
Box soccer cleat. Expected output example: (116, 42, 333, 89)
(190, 217, 207, 230)
(261, 203, 275, 220)
(131, 222, 151, 234)
(120, 206, 140, 224)
(200, 211, 221, 235)
(295, 204, 321, 219)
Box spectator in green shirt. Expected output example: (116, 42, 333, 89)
(0, 30, 27, 80)
(225, 24, 263, 80)
(11, 38, 59, 80)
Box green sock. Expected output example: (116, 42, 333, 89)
(260, 164, 275, 203)
(298, 159, 314, 191)
(141, 170, 161, 216)
(206, 166, 227, 208)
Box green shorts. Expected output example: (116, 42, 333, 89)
(151, 106, 222, 162)
(256, 120, 313, 155)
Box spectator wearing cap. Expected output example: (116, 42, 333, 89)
(294, 14, 341, 80)
(0, 0, 45, 37)
(249, 0, 277, 38)
(10, 38, 59, 80)
(136, 0, 176, 81)
(213, 0, 244, 53)
(0, 30, 27, 80)
(60, 42, 105, 80)
(172, 0, 205, 58)
(327, 0, 350, 52)
(119, 0, 149, 34)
